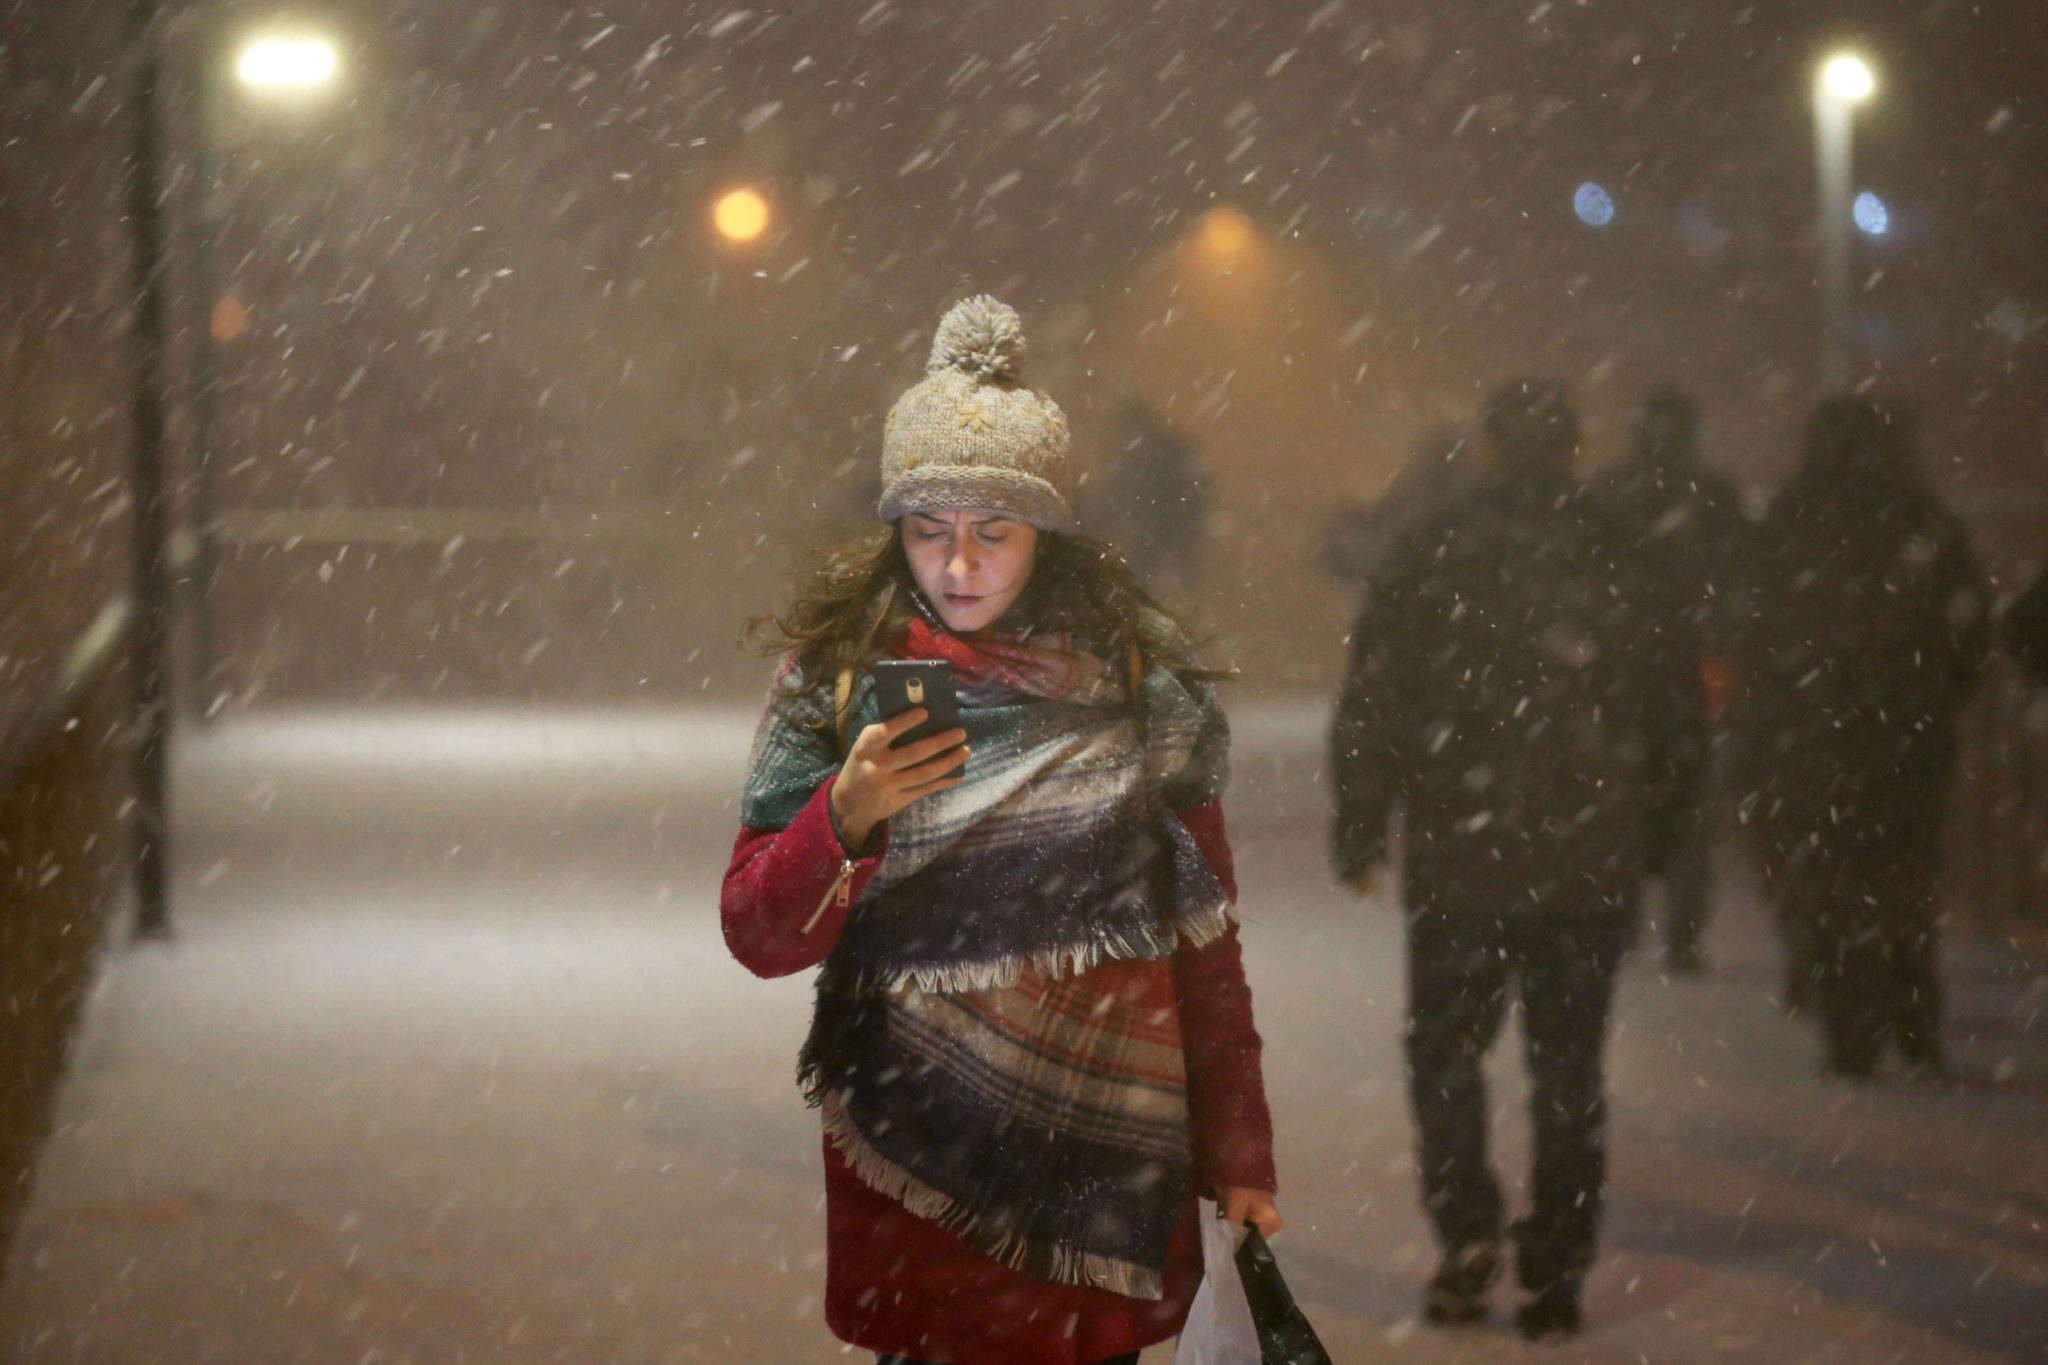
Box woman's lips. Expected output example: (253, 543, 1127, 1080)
(944, 593, 980, 606)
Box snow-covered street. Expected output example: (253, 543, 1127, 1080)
(3, 706, 2043, 1363)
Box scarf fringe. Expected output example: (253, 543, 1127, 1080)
(867, 899, 1237, 995)
(819, 1094, 1167, 1302)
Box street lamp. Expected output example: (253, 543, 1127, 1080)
(235, 37, 339, 89)
(183, 31, 343, 723)
(1814, 51, 1875, 389)
(1821, 54, 1876, 103)
(713, 188, 771, 242)
(1191, 205, 1256, 273)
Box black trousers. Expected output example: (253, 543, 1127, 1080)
(1778, 854, 1943, 1074)
(1656, 736, 1726, 963)
(1404, 909, 1631, 1296)
(1660, 789, 1714, 962)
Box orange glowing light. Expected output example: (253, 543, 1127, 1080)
(1197, 206, 1255, 261)
(210, 295, 248, 342)
(713, 188, 771, 242)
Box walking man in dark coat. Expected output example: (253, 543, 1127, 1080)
(1330, 379, 1705, 1340)
(1734, 396, 1989, 1080)
(1593, 390, 1750, 973)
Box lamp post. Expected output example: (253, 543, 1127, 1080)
(184, 33, 340, 717)
(1814, 52, 1875, 390)
(121, 0, 178, 940)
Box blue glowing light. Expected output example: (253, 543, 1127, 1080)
(1574, 182, 1616, 227)
(1853, 190, 1889, 236)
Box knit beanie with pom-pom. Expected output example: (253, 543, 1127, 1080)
(876, 296, 1074, 532)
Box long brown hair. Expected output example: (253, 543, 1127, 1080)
(747, 523, 1226, 712)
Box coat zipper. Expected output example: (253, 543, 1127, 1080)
(802, 859, 857, 934)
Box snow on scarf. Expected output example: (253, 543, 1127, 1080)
(740, 618, 1234, 1299)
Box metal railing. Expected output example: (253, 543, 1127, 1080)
(0, 599, 133, 796)
(0, 595, 135, 1290)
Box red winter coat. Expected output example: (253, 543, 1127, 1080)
(721, 774, 1277, 1365)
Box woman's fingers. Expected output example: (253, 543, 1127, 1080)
(899, 767, 967, 799)
(1223, 1188, 1250, 1227)
(1222, 1187, 1282, 1238)
(880, 727, 969, 771)
(874, 707, 929, 744)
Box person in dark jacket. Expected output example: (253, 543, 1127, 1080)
(1593, 390, 1750, 973)
(2002, 568, 2048, 689)
(1101, 399, 1208, 599)
(1734, 396, 1990, 1080)
(1330, 379, 1705, 1341)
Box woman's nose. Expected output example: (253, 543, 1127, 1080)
(948, 548, 976, 580)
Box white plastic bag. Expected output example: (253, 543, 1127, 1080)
(1175, 1199, 1261, 1365)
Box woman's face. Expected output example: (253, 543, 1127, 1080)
(901, 509, 1039, 633)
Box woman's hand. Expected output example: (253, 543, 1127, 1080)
(1223, 1187, 1282, 1239)
(830, 708, 969, 852)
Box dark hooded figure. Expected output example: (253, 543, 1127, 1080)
(1330, 379, 1704, 1340)
(1592, 391, 1751, 973)
(1734, 396, 1990, 1081)
(1102, 399, 1207, 596)
(2002, 569, 2048, 689)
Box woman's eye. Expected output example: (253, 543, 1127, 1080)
(977, 534, 1008, 547)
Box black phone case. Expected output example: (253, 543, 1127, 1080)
(872, 659, 962, 751)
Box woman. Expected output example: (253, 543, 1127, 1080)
(722, 296, 1280, 1364)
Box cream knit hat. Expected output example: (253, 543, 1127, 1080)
(877, 296, 1074, 532)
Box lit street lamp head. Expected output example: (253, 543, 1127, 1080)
(713, 188, 771, 242)
(1820, 54, 1876, 103)
(1190, 205, 1256, 271)
(236, 38, 340, 90)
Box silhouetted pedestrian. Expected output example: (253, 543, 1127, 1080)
(2002, 568, 2048, 689)
(1329, 379, 1704, 1340)
(1734, 397, 1989, 1080)
(1592, 390, 1750, 974)
(1103, 399, 1207, 599)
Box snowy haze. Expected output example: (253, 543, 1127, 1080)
(9, 0, 2046, 709)
(2, 2, 2047, 1360)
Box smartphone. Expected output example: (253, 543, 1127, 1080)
(871, 659, 965, 771)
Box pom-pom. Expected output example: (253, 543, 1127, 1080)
(928, 295, 1025, 381)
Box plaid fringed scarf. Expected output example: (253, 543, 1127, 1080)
(741, 619, 1234, 1300)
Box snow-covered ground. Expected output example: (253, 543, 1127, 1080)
(3, 705, 2043, 1363)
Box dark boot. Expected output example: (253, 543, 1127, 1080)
(1423, 1240, 1499, 1325)
(1515, 1284, 1583, 1341)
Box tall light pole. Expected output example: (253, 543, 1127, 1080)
(122, 0, 178, 939)
(1814, 52, 1876, 390)
(184, 33, 341, 718)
